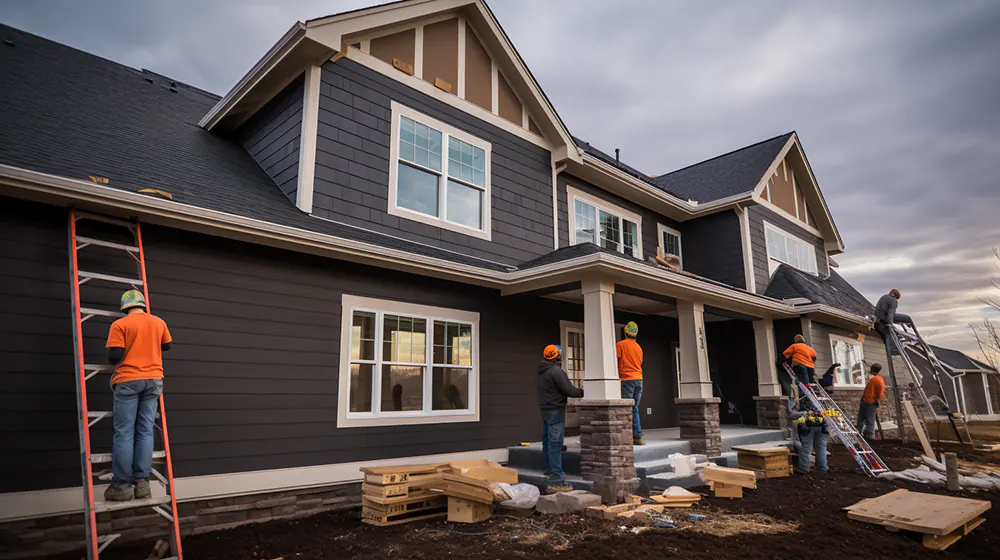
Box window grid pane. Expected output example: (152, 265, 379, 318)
(574, 199, 597, 244)
(400, 116, 442, 172)
(622, 219, 638, 257)
(599, 210, 621, 251)
(663, 232, 680, 256)
(448, 137, 486, 188)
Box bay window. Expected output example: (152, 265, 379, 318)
(389, 101, 491, 239)
(830, 335, 865, 387)
(568, 186, 642, 258)
(339, 295, 479, 427)
(764, 221, 818, 275)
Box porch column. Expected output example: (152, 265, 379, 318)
(752, 319, 790, 429)
(578, 279, 638, 503)
(674, 300, 721, 455)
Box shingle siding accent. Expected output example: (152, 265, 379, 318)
(678, 211, 746, 289)
(748, 204, 828, 294)
(237, 75, 304, 203)
(312, 59, 553, 265)
(557, 172, 679, 260)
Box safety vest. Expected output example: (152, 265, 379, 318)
(794, 410, 828, 433)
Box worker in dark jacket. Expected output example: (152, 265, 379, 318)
(875, 289, 913, 330)
(537, 344, 584, 493)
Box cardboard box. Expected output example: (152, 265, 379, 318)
(448, 497, 493, 523)
(448, 459, 518, 484)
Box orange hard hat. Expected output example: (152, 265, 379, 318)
(543, 344, 562, 361)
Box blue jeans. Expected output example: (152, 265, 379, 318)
(857, 401, 878, 439)
(111, 379, 162, 487)
(541, 409, 566, 484)
(793, 364, 814, 385)
(797, 425, 829, 473)
(620, 380, 643, 439)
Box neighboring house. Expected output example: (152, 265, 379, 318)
(0, 0, 919, 553)
(902, 344, 1000, 421)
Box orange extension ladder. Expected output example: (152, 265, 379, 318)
(67, 209, 183, 559)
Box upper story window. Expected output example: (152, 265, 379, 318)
(339, 295, 479, 427)
(388, 101, 492, 240)
(830, 335, 865, 387)
(657, 223, 682, 264)
(764, 221, 818, 275)
(567, 186, 642, 259)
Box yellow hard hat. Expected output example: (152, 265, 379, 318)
(624, 321, 638, 338)
(120, 289, 146, 312)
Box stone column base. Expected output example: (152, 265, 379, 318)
(578, 399, 640, 504)
(675, 397, 722, 455)
(753, 395, 790, 429)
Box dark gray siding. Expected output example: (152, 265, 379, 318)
(2, 197, 575, 493)
(611, 311, 680, 429)
(236, 75, 304, 204)
(748, 205, 828, 294)
(312, 59, 553, 265)
(557, 173, 679, 262)
(679, 211, 746, 289)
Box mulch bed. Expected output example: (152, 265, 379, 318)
(44, 442, 999, 560)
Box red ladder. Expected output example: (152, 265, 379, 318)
(68, 209, 183, 559)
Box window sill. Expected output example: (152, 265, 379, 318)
(338, 411, 480, 428)
(388, 204, 491, 241)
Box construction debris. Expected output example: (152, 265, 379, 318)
(844, 489, 991, 550)
(733, 444, 790, 479)
(536, 490, 601, 514)
(649, 486, 701, 507)
(703, 464, 756, 499)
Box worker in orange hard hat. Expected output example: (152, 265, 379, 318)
(537, 344, 583, 493)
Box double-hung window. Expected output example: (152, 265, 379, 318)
(568, 186, 642, 258)
(764, 221, 818, 275)
(389, 101, 491, 240)
(657, 223, 683, 266)
(339, 295, 479, 427)
(830, 335, 865, 387)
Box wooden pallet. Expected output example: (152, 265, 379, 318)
(735, 446, 791, 479)
(844, 489, 991, 550)
(361, 495, 448, 526)
(362, 472, 442, 501)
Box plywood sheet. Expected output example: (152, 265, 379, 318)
(845, 489, 991, 536)
(422, 18, 458, 89)
(497, 72, 522, 124)
(371, 28, 415, 70)
(464, 23, 492, 111)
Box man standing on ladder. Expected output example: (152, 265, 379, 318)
(103, 289, 173, 501)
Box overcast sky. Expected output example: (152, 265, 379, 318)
(3, 0, 999, 356)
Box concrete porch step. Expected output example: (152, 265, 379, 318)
(515, 468, 594, 493)
(507, 446, 581, 475)
(645, 470, 706, 492)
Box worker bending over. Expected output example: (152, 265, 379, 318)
(857, 363, 884, 439)
(783, 334, 817, 385)
(617, 321, 646, 446)
(536, 344, 583, 494)
(103, 290, 172, 502)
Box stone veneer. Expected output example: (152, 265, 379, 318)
(578, 399, 640, 504)
(675, 397, 721, 455)
(0, 483, 361, 560)
(753, 395, 790, 429)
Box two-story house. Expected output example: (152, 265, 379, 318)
(0, 0, 942, 556)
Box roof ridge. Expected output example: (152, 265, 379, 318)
(653, 131, 795, 181)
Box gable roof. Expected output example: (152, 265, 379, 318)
(927, 345, 998, 373)
(0, 24, 512, 272)
(764, 264, 875, 318)
(651, 133, 793, 202)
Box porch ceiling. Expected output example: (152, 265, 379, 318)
(544, 287, 754, 322)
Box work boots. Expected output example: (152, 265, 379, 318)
(104, 483, 133, 502)
(134, 479, 151, 499)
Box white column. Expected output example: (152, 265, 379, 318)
(754, 319, 782, 397)
(799, 316, 813, 346)
(581, 279, 620, 400)
(677, 300, 713, 399)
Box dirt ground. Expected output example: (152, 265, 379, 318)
(45, 442, 999, 560)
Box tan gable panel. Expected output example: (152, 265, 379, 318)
(807, 206, 819, 228)
(498, 72, 522, 124)
(370, 28, 415, 72)
(528, 118, 540, 135)
(769, 160, 798, 216)
(422, 18, 458, 92)
(464, 23, 492, 111)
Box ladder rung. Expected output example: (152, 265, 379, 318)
(78, 271, 143, 286)
(76, 235, 139, 253)
(80, 307, 125, 318)
(97, 533, 120, 554)
(75, 211, 135, 228)
(93, 495, 172, 513)
(91, 451, 166, 464)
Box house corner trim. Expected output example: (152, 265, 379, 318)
(295, 65, 322, 213)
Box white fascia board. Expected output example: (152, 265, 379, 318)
(199, 22, 307, 130)
(794, 303, 872, 328)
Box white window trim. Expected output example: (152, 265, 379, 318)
(566, 185, 643, 259)
(830, 333, 865, 387)
(763, 220, 818, 276)
(387, 101, 493, 241)
(560, 320, 585, 390)
(656, 223, 682, 266)
(337, 294, 480, 428)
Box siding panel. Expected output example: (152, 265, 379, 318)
(237, 75, 304, 201)
(679, 211, 746, 289)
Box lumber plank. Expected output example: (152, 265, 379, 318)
(902, 400, 934, 458)
(703, 465, 757, 489)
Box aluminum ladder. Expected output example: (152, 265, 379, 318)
(782, 363, 890, 476)
(887, 325, 974, 445)
(68, 209, 183, 559)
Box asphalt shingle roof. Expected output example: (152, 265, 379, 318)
(0, 24, 512, 272)
(927, 345, 998, 373)
(763, 264, 875, 318)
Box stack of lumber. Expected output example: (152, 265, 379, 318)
(649, 486, 702, 507)
(733, 444, 790, 479)
(360, 460, 516, 526)
(844, 489, 991, 550)
(703, 464, 756, 499)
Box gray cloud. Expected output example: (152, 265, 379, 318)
(3, 0, 999, 356)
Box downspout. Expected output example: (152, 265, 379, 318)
(551, 158, 567, 250)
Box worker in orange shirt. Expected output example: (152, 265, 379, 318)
(783, 334, 818, 386)
(857, 363, 885, 439)
(104, 290, 173, 502)
(617, 321, 645, 445)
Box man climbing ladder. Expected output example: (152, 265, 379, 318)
(104, 289, 173, 501)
